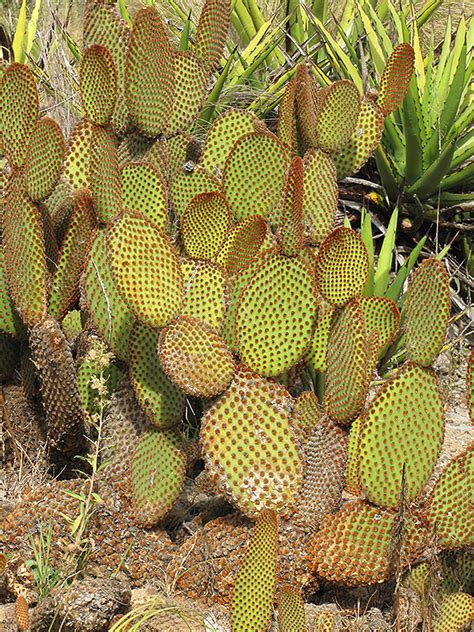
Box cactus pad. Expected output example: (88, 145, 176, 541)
(80, 44, 118, 126)
(377, 44, 415, 117)
(89, 125, 122, 224)
(121, 162, 168, 230)
(302, 149, 338, 244)
(131, 428, 186, 527)
(277, 585, 306, 632)
(158, 315, 235, 398)
(280, 155, 304, 256)
(235, 255, 317, 376)
(358, 363, 444, 508)
(215, 215, 267, 276)
(129, 322, 185, 429)
(359, 296, 401, 357)
(405, 258, 450, 367)
(107, 212, 183, 328)
(25, 117, 66, 202)
(230, 509, 278, 632)
(315, 80, 360, 152)
(125, 7, 174, 137)
(223, 132, 289, 221)
(194, 0, 230, 71)
(64, 119, 94, 191)
(0, 63, 39, 167)
(294, 63, 318, 149)
(468, 349, 473, 424)
(345, 415, 363, 495)
(304, 299, 334, 373)
(181, 192, 231, 260)
(200, 370, 303, 516)
(0, 248, 23, 337)
(434, 593, 474, 632)
(169, 52, 207, 133)
(181, 259, 228, 330)
(314, 227, 369, 307)
(170, 166, 220, 218)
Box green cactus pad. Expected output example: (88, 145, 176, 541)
(131, 428, 186, 527)
(168, 52, 207, 134)
(25, 118, 66, 203)
(121, 162, 168, 230)
(235, 255, 318, 377)
(200, 370, 303, 516)
(359, 296, 401, 358)
(181, 192, 230, 261)
(468, 350, 473, 424)
(377, 44, 415, 116)
(107, 212, 183, 328)
(324, 300, 372, 424)
(194, 0, 230, 71)
(201, 110, 259, 173)
(214, 215, 267, 276)
(434, 593, 474, 632)
(230, 509, 278, 632)
(294, 63, 318, 149)
(0, 248, 23, 337)
(181, 259, 228, 330)
(0, 334, 19, 381)
(129, 323, 185, 429)
(81, 229, 135, 361)
(2, 175, 47, 327)
(154, 133, 189, 182)
(0, 63, 39, 167)
(405, 258, 450, 367)
(314, 80, 360, 152)
(49, 194, 96, 320)
(278, 78, 298, 152)
(63, 120, 94, 191)
(84, 2, 130, 134)
(310, 500, 427, 586)
(170, 166, 220, 218)
(222, 132, 289, 221)
(358, 363, 444, 508)
(277, 585, 306, 632)
(333, 97, 385, 180)
(125, 6, 174, 137)
(302, 149, 338, 245)
(80, 44, 118, 126)
(345, 415, 363, 495)
(426, 444, 473, 549)
(158, 314, 236, 398)
(280, 155, 304, 257)
(314, 227, 369, 307)
(304, 299, 334, 373)
(292, 391, 321, 439)
(90, 125, 122, 224)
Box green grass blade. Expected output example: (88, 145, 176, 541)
(373, 207, 398, 297)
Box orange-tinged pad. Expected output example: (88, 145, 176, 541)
(181, 191, 231, 260)
(377, 43, 415, 116)
(80, 44, 118, 126)
(214, 215, 267, 277)
(302, 148, 338, 244)
(168, 51, 208, 134)
(26, 117, 66, 202)
(279, 155, 304, 257)
(170, 166, 220, 218)
(195, 0, 230, 71)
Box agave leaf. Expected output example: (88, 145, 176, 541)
(118, 0, 132, 26)
(439, 161, 474, 192)
(402, 77, 425, 186)
(374, 146, 400, 202)
(12, 0, 27, 63)
(25, 0, 41, 57)
(415, 0, 444, 28)
(356, 1, 387, 77)
(198, 51, 234, 125)
(373, 207, 398, 297)
(179, 11, 192, 51)
(385, 236, 426, 302)
(360, 208, 374, 296)
(406, 137, 457, 197)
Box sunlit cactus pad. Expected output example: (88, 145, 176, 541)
(0, 248, 23, 337)
(231, 510, 278, 632)
(305, 299, 334, 373)
(314, 80, 360, 152)
(25, 117, 66, 202)
(377, 43, 415, 116)
(200, 371, 303, 516)
(358, 363, 444, 508)
(277, 585, 306, 632)
(158, 315, 235, 398)
(89, 124, 122, 224)
(359, 296, 401, 357)
(121, 162, 168, 230)
(201, 110, 259, 173)
(107, 212, 183, 328)
(170, 166, 220, 218)
(314, 227, 369, 307)
(80, 44, 118, 126)
(235, 255, 318, 376)
(168, 51, 207, 134)
(302, 149, 338, 244)
(180, 260, 227, 330)
(280, 156, 304, 257)
(468, 349, 474, 424)
(215, 215, 267, 276)
(194, 0, 230, 71)
(181, 192, 231, 260)
(310, 500, 427, 586)
(405, 258, 450, 367)
(433, 593, 474, 632)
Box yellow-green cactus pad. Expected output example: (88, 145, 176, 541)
(434, 593, 474, 632)
(277, 585, 306, 632)
(121, 162, 168, 230)
(170, 166, 220, 218)
(333, 97, 385, 180)
(125, 7, 174, 137)
(468, 349, 473, 424)
(181, 259, 228, 330)
(84, 2, 130, 134)
(345, 415, 363, 495)
(107, 212, 183, 328)
(131, 428, 186, 527)
(405, 258, 450, 367)
(80, 44, 118, 126)
(235, 255, 318, 377)
(64, 120, 94, 191)
(310, 500, 427, 586)
(294, 63, 318, 149)
(25, 118, 66, 203)
(0, 248, 23, 337)
(231, 509, 278, 632)
(358, 363, 444, 508)
(201, 109, 259, 173)
(90, 125, 122, 224)
(302, 149, 338, 245)
(81, 229, 135, 361)
(157, 133, 189, 182)
(278, 77, 298, 152)
(305, 299, 334, 373)
(169, 52, 207, 134)
(2, 175, 47, 327)
(181, 192, 231, 260)
(359, 296, 401, 358)
(292, 391, 321, 442)
(324, 300, 372, 424)
(314, 227, 369, 308)
(215, 215, 267, 276)
(158, 314, 235, 398)
(49, 193, 96, 320)
(200, 370, 303, 516)
(0, 334, 18, 381)
(0, 63, 38, 167)
(222, 132, 289, 221)
(440, 552, 474, 595)
(377, 44, 415, 117)
(314, 81, 360, 152)
(194, 0, 230, 71)
(426, 444, 473, 549)
(280, 155, 304, 257)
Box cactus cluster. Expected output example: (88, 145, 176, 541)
(0, 0, 472, 629)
